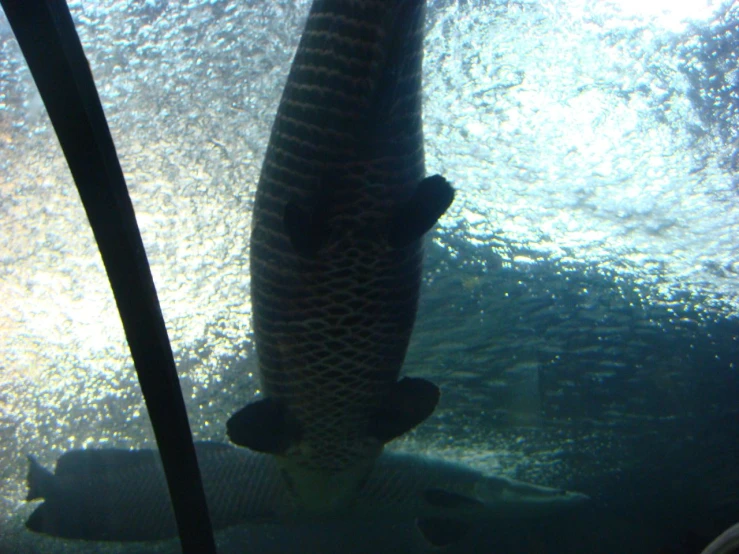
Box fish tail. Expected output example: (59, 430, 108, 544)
(26, 505, 47, 533)
(26, 455, 55, 501)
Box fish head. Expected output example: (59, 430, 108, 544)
(473, 475, 590, 517)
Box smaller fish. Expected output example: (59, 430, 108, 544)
(353, 450, 590, 547)
(700, 522, 739, 554)
(25, 443, 589, 547)
(25, 442, 291, 542)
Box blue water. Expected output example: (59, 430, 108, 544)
(0, 0, 737, 552)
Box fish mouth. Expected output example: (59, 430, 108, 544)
(474, 476, 591, 513)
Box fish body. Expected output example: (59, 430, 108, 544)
(227, 0, 454, 511)
(26, 443, 589, 546)
(700, 522, 739, 554)
(357, 451, 589, 520)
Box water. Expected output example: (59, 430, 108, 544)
(0, 0, 737, 552)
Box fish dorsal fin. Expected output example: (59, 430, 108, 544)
(416, 517, 470, 547)
(55, 448, 158, 476)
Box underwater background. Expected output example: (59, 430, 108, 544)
(0, 0, 737, 552)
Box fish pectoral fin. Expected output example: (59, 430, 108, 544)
(368, 377, 440, 443)
(423, 488, 485, 509)
(416, 517, 470, 548)
(26, 456, 55, 501)
(226, 397, 301, 454)
(284, 200, 332, 258)
(389, 175, 455, 249)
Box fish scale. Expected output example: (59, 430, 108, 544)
(228, 0, 454, 512)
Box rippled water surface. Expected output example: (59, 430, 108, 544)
(1, 0, 737, 552)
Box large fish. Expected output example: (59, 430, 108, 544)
(25, 443, 589, 547)
(226, 0, 454, 511)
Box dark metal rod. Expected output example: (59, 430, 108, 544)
(0, 1, 217, 552)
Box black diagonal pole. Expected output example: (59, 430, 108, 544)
(0, 1, 217, 552)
